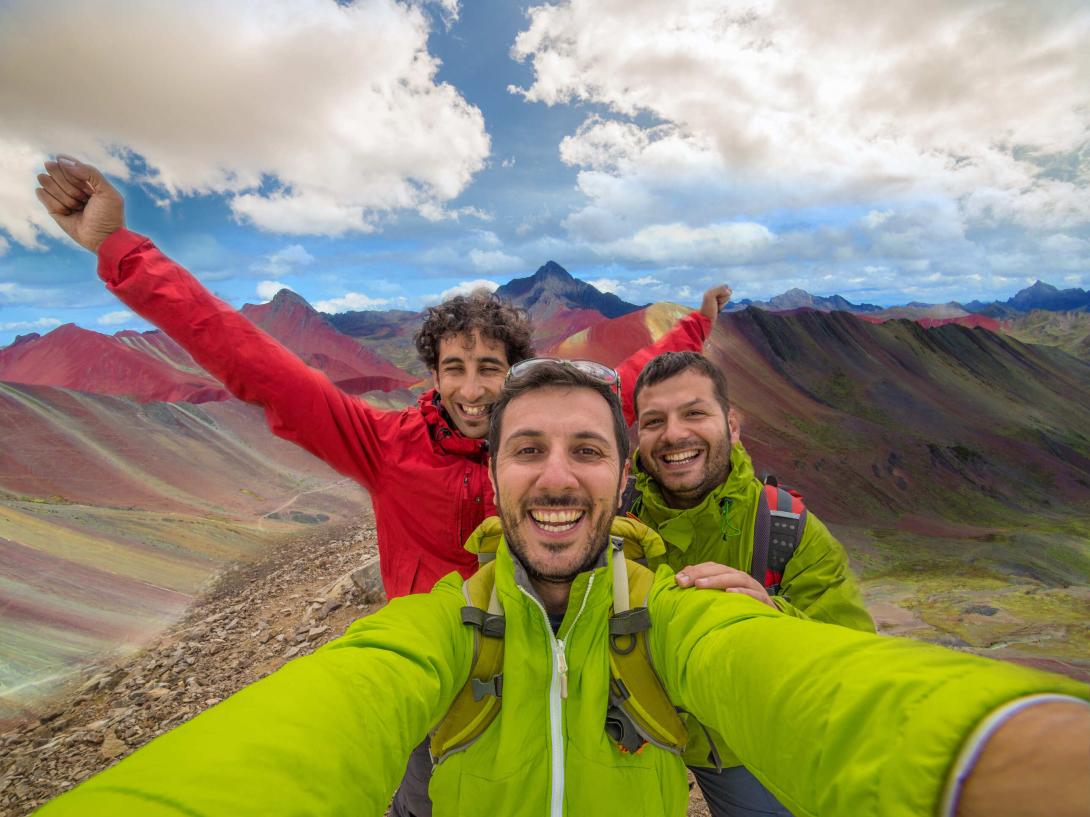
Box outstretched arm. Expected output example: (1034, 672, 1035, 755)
(36, 158, 399, 488)
(650, 579, 1090, 817)
(615, 284, 731, 424)
(35, 580, 472, 817)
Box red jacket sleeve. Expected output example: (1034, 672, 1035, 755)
(97, 229, 398, 489)
(615, 311, 712, 424)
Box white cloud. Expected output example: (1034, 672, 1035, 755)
(96, 310, 134, 326)
(468, 249, 524, 274)
(256, 281, 292, 301)
(439, 279, 500, 300)
(586, 278, 620, 293)
(0, 316, 61, 332)
(0, 235, 9, 256)
(0, 281, 65, 305)
(313, 292, 390, 313)
(513, 0, 1090, 241)
(252, 244, 314, 277)
(0, 0, 490, 245)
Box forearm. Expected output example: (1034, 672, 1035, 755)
(38, 585, 470, 817)
(97, 229, 394, 483)
(655, 585, 1089, 817)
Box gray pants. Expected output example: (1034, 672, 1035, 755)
(389, 741, 792, 817)
(691, 765, 793, 817)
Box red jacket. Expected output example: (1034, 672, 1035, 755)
(98, 229, 712, 597)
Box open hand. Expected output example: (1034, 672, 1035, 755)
(675, 561, 776, 608)
(35, 156, 125, 253)
(700, 284, 732, 320)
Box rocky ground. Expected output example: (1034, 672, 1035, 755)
(0, 517, 713, 817)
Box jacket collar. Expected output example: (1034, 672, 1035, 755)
(417, 388, 489, 458)
(631, 442, 754, 553)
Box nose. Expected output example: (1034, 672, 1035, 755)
(460, 370, 485, 403)
(536, 448, 579, 493)
(660, 413, 686, 443)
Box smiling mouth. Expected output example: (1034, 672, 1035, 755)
(529, 508, 586, 533)
(458, 403, 492, 418)
(660, 448, 702, 465)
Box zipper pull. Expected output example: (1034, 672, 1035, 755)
(556, 641, 569, 699)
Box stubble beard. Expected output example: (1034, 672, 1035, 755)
(649, 438, 731, 509)
(501, 496, 616, 585)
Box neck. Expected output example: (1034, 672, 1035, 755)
(530, 578, 572, 615)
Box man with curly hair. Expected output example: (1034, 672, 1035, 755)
(34, 156, 729, 601)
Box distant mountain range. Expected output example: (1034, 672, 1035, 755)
(960, 280, 1090, 317)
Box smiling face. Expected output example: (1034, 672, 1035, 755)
(490, 385, 628, 585)
(433, 330, 510, 438)
(636, 369, 733, 509)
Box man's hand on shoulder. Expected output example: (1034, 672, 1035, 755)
(35, 156, 125, 254)
(675, 562, 776, 609)
(700, 284, 732, 321)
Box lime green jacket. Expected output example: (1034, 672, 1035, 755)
(37, 529, 1088, 817)
(633, 442, 874, 767)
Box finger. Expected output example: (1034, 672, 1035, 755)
(35, 186, 73, 216)
(37, 173, 85, 211)
(683, 562, 746, 580)
(55, 155, 112, 197)
(44, 160, 89, 202)
(695, 573, 760, 591)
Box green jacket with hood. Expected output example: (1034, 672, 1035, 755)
(633, 442, 874, 768)
(36, 523, 1088, 817)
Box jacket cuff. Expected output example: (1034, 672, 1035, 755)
(97, 228, 151, 286)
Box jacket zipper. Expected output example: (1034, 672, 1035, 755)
(518, 573, 595, 817)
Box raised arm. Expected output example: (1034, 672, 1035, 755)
(615, 284, 730, 424)
(35, 579, 472, 817)
(650, 580, 1090, 817)
(36, 157, 399, 488)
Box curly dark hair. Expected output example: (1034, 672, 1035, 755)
(414, 291, 534, 371)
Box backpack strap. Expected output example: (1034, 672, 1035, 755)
(605, 536, 688, 755)
(429, 563, 505, 763)
(751, 480, 807, 595)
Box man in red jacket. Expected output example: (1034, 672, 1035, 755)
(34, 156, 730, 599)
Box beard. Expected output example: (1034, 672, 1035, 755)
(644, 436, 731, 509)
(500, 493, 616, 585)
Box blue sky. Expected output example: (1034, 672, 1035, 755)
(0, 0, 1088, 346)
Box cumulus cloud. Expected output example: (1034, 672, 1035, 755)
(586, 278, 620, 293)
(256, 281, 292, 301)
(0, 316, 61, 332)
(96, 310, 134, 326)
(0, 281, 65, 305)
(313, 292, 390, 313)
(512, 0, 1090, 274)
(0, 0, 490, 246)
(252, 245, 314, 277)
(438, 279, 500, 301)
(0, 235, 9, 256)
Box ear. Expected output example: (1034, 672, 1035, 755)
(727, 407, 741, 447)
(488, 465, 498, 504)
(431, 369, 440, 390)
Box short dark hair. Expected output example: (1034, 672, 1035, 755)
(414, 291, 534, 371)
(488, 361, 629, 468)
(633, 351, 730, 419)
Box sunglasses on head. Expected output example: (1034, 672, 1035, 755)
(506, 357, 621, 395)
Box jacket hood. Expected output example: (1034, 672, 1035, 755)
(631, 442, 754, 554)
(418, 388, 489, 458)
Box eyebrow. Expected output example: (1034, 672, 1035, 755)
(640, 396, 709, 415)
(505, 428, 613, 445)
(439, 354, 507, 367)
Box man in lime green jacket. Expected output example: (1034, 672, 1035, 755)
(36, 361, 1089, 817)
(630, 351, 875, 814)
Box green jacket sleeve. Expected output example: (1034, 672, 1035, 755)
(35, 577, 472, 817)
(772, 512, 875, 633)
(648, 573, 1089, 817)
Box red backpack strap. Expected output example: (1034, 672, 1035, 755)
(752, 481, 807, 594)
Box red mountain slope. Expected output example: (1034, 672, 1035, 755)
(0, 291, 414, 403)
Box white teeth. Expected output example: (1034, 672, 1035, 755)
(460, 404, 490, 417)
(663, 449, 700, 463)
(530, 509, 584, 531)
